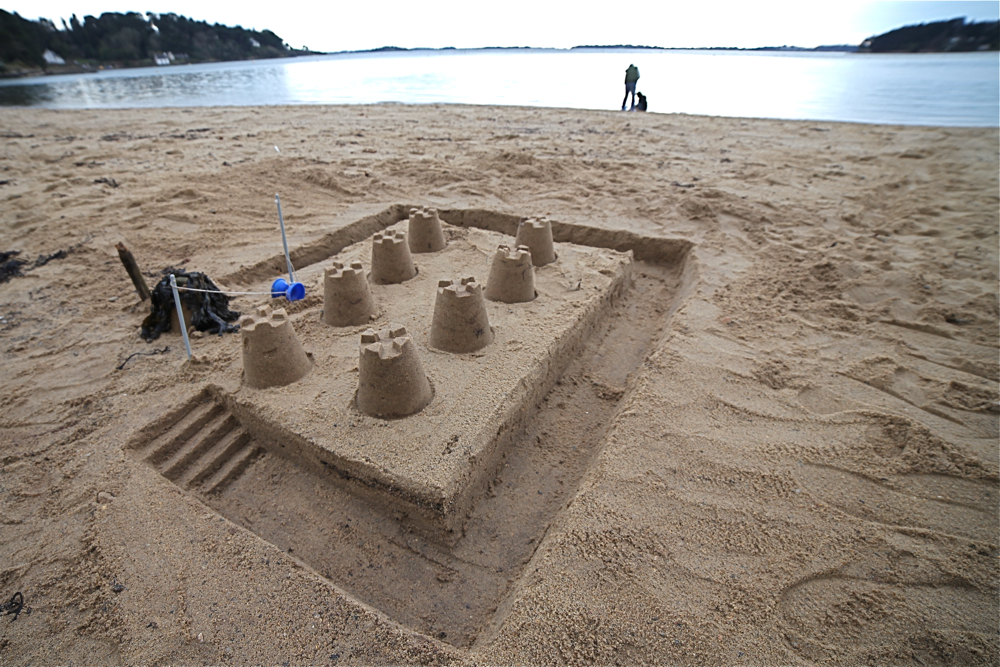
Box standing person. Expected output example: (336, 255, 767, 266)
(622, 64, 639, 110)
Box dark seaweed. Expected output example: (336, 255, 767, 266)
(141, 269, 240, 341)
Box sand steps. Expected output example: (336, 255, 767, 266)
(137, 401, 221, 463)
(130, 398, 262, 496)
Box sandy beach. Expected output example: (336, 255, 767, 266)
(0, 104, 997, 665)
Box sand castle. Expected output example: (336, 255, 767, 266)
(239, 305, 312, 389)
(407, 206, 447, 253)
(370, 230, 417, 284)
(127, 205, 650, 648)
(356, 324, 433, 418)
(514, 216, 556, 266)
(485, 244, 536, 303)
(323, 261, 375, 326)
(430, 277, 494, 353)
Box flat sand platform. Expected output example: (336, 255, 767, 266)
(217, 224, 632, 539)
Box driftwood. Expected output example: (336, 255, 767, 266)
(115, 242, 150, 300)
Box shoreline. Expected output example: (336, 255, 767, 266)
(0, 105, 996, 665)
(1, 103, 996, 133)
(2, 52, 996, 129)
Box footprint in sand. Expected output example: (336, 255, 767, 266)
(796, 463, 996, 543)
(778, 464, 998, 662)
(779, 553, 995, 663)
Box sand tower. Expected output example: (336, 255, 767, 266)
(239, 305, 312, 389)
(370, 230, 417, 284)
(514, 216, 556, 266)
(485, 244, 536, 303)
(323, 261, 375, 326)
(356, 324, 433, 418)
(430, 277, 494, 353)
(407, 207, 447, 253)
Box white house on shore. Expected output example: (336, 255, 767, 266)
(43, 49, 66, 65)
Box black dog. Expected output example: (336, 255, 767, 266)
(635, 92, 647, 112)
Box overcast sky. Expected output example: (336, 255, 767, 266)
(5, 0, 999, 52)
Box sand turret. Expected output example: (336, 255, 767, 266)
(485, 244, 536, 303)
(356, 324, 433, 418)
(370, 230, 417, 284)
(323, 261, 375, 326)
(514, 216, 556, 266)
(407, 207, 447, 253)
(239, 305, 312, 389)
(430, 277, 494, 353)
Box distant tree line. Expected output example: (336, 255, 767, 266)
(861, 17, 999, 53)
(1, 9, 297, 72)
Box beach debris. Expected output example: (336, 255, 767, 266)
(1, 592, 26, 620)
(116, 346, 170, 371)
(33, 249, 68, 267)
(485, 244, 536, 303)
(0, 248, 70, 284)
(370, 230, 417, 284)
(323, 261, 375, 327)
(407, 207, 447, 253)
(514, 217, 556, 266)
(239, 305, 312, 389)
(430, 277, 494, 353)
(115, 241, 151, 300)
(94, 177, 119, 188)
(357, 324, 432, 418)
(0, 251, 26, 283)
(141, 270, 240, 341)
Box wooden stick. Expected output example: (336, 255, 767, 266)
(115, 242, 151, 301)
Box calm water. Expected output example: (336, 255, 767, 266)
(1, 49, 997, 126)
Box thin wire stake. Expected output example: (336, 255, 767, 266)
(275, 194, 295, 283)
(170, 274, 192, 361)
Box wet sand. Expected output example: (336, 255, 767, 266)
(0, 104, 997, 665)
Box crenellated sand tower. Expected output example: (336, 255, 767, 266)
(429, 277, 494, 353)
(370, 230, 417, 284)
(407, 206, 447, 253)
(513, 216, 556, 266)
(356, 324, 433, 418)
(239, 305, 312, 389)
(485, 244, 536, 303)
(323, 261, 375, 326)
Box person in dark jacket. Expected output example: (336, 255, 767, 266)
(622, 64, 639, 110)
(635, 92, 647, 111)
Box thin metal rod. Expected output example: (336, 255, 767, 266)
(170, 274, 192, 361)
(275, 194, 295, 283)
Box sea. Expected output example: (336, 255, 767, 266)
(1, 48, 997, 127)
